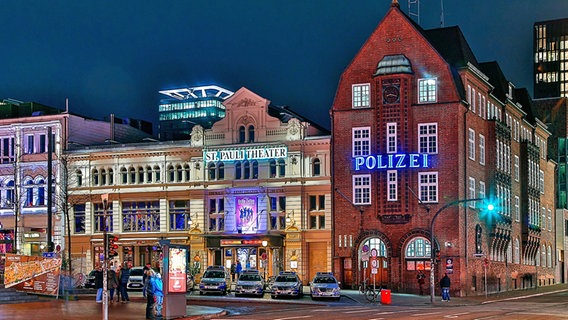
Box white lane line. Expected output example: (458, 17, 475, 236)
(343, 309, 377, 314)
(473, 316, 499, 320)
(411, 311, 442, 316)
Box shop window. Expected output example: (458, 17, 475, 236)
(94, 202, 113, 233)
(405, 237, 431, 271)
(122, 201, 160, 232)
(169, 200, 190, 231)
(74, 204, 86, 234)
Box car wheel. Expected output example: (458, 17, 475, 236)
(271, 295, 276, 299)
(199, 291, 204, 295)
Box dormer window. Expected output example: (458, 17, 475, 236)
(418, 78, 437, 103)
(352, 83, 370, 108)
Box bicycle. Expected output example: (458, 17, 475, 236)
(358, 279, 378, 302)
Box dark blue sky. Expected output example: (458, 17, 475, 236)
(1, 1, 567, 132)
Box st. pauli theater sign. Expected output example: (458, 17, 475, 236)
(204, 146, 287, 162)
(354, 153, 430, 171)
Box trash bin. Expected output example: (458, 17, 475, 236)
(380, 289, 391, 304)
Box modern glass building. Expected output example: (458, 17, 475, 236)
(534, 18, 568, 99)
(158, 85, 234, 141)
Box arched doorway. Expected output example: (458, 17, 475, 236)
(358, 237, 388, 288)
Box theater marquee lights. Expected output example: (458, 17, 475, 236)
(354, 153, 430, 171)
(204, 146, 287, 162)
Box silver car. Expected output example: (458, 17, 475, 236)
(234, 270, 265, 297)
(310, 272, 341, 300)
(271, 271, 303, 299)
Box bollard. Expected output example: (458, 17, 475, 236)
(380, 289, 391, 305)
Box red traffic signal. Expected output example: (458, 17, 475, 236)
(107, 234, 119, 258)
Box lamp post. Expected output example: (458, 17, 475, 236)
(262, 240, 268, 281)
(429, 198, 491, 304)
(101, 194, 110, 320)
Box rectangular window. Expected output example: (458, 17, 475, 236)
(387, 170, 397, 201)
(94, 203, 113, 233)
(468, 129, 475, 160)
(122, 201, 160, 232)
(469, 177, 476, 208)
(479, 181, 486, 200)
(26, 135, 34, 154)
(39, 134, 47, 153)
(1, 137, 15, 163)
(169, 200, 191, 231)
(309, 195, 326, 229)
(269, 195, 286, 230)
(418, 172, 438, 203)
(514, 156, 519, 181)
(73, 204, 86, 234)
(539, 170, 545, 194)
(352, 83, 370, 108)
(479, 134, 485, 165)
(418, 78, 437, 103)
(515, 196, 520, 222)
(352, 127, 371, 157)
(386, 123, 397, 153)
(471, 87, 476, 113)
(418, 123, 437, 154)
(353, 175, 371, 205)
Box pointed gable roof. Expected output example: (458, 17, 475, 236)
(479, 61, 509, 103)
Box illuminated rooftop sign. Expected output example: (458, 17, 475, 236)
(354, 153, 430, 171)
(204, 146, 287, 162)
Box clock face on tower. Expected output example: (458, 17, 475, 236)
(383, 85, 400, 104)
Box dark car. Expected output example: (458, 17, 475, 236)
(271, 271, 303, 299)
(84, 270, 96, 288)
(199, 266, 229, 295)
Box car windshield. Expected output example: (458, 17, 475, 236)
(314, 277, 336, 284)
(204, 271, 225, 278)
(240, 274, 261, 281)
(130, 268, 144, 276)
(276, 276, 298, 282)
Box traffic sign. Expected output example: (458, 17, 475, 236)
(43, 252, 56, 258)
(371, 268, 378, 274)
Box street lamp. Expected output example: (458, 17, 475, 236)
(262, 240, 268, 281)
(429, 198, 494, 304)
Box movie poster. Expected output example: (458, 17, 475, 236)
(3, 253, 62, 296)
(168, 247, 187, 293)
(236, 196, 257, 234)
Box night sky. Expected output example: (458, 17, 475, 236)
(1, 0, 567, 133)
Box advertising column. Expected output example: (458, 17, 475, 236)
(160, 241, 188, 319)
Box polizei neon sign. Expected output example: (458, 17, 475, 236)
(354, 153, 430, 171)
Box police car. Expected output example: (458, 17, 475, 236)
(270, 271, 303, 299)
(199, 266, 229, 295)
(309, 272, 341, 300)
(234, 269, 265, 297)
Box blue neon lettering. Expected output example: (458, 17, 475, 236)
(409, 154, 419, 168)
(355, 157, 365, 170)
(352, 153, 429, 171)
(395, 154, 405, 168)
(366, 155, 376, 169)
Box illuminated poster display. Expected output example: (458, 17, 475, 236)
(236, 196, 257, 234)
(168, 247, 187, 293)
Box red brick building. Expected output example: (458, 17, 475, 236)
(331, 1, 557, 297)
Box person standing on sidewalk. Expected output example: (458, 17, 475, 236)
(416, 270, 426, 295)
(147, 271, 163, 320)
(118, 262, 131, 303)
(440, 273, 451, 301)
(108, 266, 118, 303)
(94, 265, 103, 303)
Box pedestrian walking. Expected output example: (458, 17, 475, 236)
(147, 270, 164, 320)
(440, 273, 451, 301)
(108, 267, 118, 303)
(236, 261, 242, 278)
(118, 262, 131, 303)
(94, 265, 103, 303)
(115, 265, 122, 302)
(416, 270, 426, 295)
(230, 263, 236, 281)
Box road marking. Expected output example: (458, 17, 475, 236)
(411, 312, 442, 316)
(343, 309, 376, 314)
(274, 316, 312, 320)
(474, 316, 499, 320)
(444, 312, 471, 318)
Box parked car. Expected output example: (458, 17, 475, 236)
(309, 272, 341, 301)
(234, 269, 264, 297)
(84, 270, 96, 288)
(270, 271, 303, 299)
(198, 266, 229, 295)
(126, 266, 145, 290)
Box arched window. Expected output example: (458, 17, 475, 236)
(359, 237, 388, 272)
(76, 170, 83, 187)
(218, 162, 225, 180)
(100, 169, 107, 185)
(514, 238, 520, 264)
(120, 167, 128, 184)
(183, 164, 190, 181)
(153, 165, 161, 182)
(506, 242, 512, 263)
(239, 126, 246, 143)
(312, 158, 321, 176)
(235, 161, 242, 180)
(108, 168, 114, 185)
(243, 161, 250, 179)
(6, 180, 15, 204)
(248, 125, 255, 142)
(129, 167, 136, 184)
(137, 166, 144, 184)
(208, 163, 216, 180)
(176, 165, 183, 182)
(168, 165, 175, 182)
(541, 244, 546, 266)
(547, 245, 552, 267)
(92, 169, 99, 186)
(405, 237, 431, 271)
(252, 160, 258, 179)
(269, 159, 277, 178)
(278, 159, 286, 177)
(25, 180, 34, 206)
(146, 166, 152, 183)
(536, 247, 541, 266)
(37, 179, 45, 206)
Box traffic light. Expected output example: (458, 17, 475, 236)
(107, 234, 119, 258)
(479, 198, 498, 223)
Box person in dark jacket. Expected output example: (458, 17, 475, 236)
(440, 273, 451, 301)
(94, 265, 104, 303)
(118, 262, 131, 303)
(416, 270, 426, 295)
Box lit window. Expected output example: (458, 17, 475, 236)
(353, 174, 371, 205)
(479, 134, 485, 165)
(419, 172, 438, 203)
(468, 177, 476, 208)
(405, 237, 431, 271)
(352, 127, 371, 157)
(386, 123, 397, 153)
(387, 170, 397, 201)
(468, 129, 475, 160)
(418, 78, 437, 103)
(352, 83, 370, 108)
(418, 123, 437, 154)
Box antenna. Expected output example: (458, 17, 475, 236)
(408, 0, 420, 25)
(440, 0, 445, 27)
